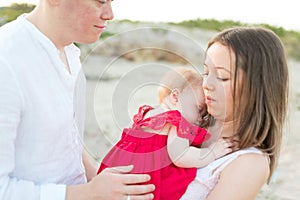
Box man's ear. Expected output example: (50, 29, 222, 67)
(169, 88, 180, 105)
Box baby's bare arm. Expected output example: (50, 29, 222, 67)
(167, 127, 235, 168)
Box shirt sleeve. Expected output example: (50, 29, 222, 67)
(0, 60, 66, 200)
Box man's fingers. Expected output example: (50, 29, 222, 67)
(122, 173, 152, 184)
(102, 165, 152, 184)
(100, 166, 155, 199)
(123, 184, 155, 196)
(123, 194, 154, 200)
(104, 165, 134, 173)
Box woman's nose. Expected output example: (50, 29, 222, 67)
(202, 75, 214, 91)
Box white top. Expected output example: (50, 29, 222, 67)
(0, 15, 87, 199)
(181, 147, 265, 200)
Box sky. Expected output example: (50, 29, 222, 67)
(1, 0, 299, 31)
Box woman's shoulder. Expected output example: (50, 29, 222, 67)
(229, 152, 269, 172)
(202, 149, 270, 199)
(221, 148, 270, 184)
(231, 148, 269, 167)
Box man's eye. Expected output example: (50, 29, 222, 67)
(97, 0, 107, 4)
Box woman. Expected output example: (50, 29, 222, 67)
(181, 27, 289, 199)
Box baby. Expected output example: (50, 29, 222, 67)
(98, 67, 234, 199)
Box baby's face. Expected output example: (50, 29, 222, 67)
(178, 81, 205, 125)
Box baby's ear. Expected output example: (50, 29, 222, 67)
(169, 88, 180, 105)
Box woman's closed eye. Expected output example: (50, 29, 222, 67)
(216, 70, 230, 82)
(202, 72, 229, 82)
(217, 77, 229, 81)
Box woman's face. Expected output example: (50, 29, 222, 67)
(202, 42, 242, 122)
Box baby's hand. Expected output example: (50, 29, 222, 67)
(209, 138, 238, 160)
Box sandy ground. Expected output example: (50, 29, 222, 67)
(81, 22, 300, 199)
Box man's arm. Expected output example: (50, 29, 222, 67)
(82, 150, 97, 182)
(0, 60, 67, 200)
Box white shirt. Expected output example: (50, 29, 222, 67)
(0, 15, 87, 200)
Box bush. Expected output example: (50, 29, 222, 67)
(0, 3, 35, 23)
(170, 18, 300, 61)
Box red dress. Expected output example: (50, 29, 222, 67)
(97, 105, 209, 200)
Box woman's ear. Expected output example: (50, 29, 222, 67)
(169, 88, 180, 105)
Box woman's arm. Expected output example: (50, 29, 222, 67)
(206, 153, 270, 200)
(167, 126, 232, 168)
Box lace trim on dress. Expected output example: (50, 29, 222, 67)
(132, 105, 210, 145)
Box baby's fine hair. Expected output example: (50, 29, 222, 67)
(158, 67, 203, 104)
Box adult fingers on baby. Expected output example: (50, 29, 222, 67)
(107, 165, 134, 174)
(120, 173, 154, 185)
(106, 165, 152, 184)
(124, 194, 154, 200)
(122, 184, 155, 200)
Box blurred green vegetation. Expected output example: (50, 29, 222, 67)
(100, 31, 115, 39)
(1, 4, 299, 61)
(170, 19, 300, 61)
(0, 3, 35, 23)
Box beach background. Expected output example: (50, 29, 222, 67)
(0, 2, 299, 199)
(80, 21, 300, 199)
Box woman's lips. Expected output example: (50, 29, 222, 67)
(205, 96, 215, 104)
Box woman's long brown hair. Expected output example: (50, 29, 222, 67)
(207, 27, 289, 183)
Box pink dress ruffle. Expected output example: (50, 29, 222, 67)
(98, 105, 209, 200)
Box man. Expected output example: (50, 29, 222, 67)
(0, 0, 154, 199)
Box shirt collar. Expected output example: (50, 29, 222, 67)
(17, 14, 82, 77)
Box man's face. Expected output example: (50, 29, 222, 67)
(59, 0, 114, 44)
